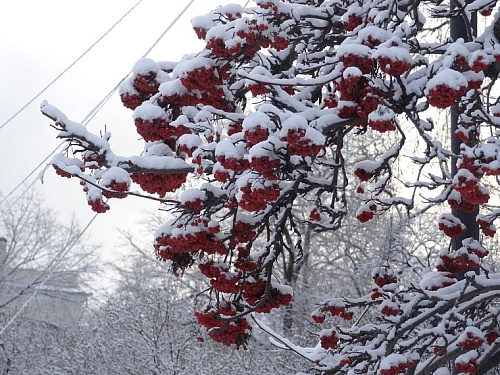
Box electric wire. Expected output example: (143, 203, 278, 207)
(0, 0, 144, 133)
(141, 0, 196, 57)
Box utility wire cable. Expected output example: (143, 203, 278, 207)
(0, 0, 144, 133)
(141, 0, 196, 57)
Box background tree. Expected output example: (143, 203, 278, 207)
(42, 0, 500, 373)
(0, 188, 98, 374)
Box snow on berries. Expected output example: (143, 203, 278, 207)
(236, 172, 280, 212)
(342, 6, 364, 32)
(195, 302, 251, 348)
(319, 328, 339, 350)
(425, 69, 468, 109)
(100, 167, 131, 199)
(133, 103, 189, 142)
(469, 50, 492, 73)
(457, 327, 485, 351)
(368, 105, 397, 133)
(337, 43, 373, 74)
(355, 202, 376, 223)
(455, 350, 479, 375)
(379, 353, 418, 375)
(438, 213, 467, 238)
(373, 46, 412, 76)
(242, 112, 274, 148)
(86, 186, 109, 214)
(354, 159, 379, 181)
(119, 58, 168, 110)
(279, 115, 325, 158)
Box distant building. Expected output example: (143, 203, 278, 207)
(0, 237, 90, 327)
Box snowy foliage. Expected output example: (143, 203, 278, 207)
(42, 0, 500, 373)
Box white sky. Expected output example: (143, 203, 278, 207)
(0, 0, 246, 273)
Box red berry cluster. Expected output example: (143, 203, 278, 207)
(368, 118, 396, 132)
(231, 220, 257, 243)
(356, 205, 375, 223)
(470, 53, 490, 73)
(436, 251, 478, 275)
(381, 299, 399, 317)
(272, 35, 289, 51)
(323, 92, 338, 108)
(210, 272, 240, 293)
(155, 218, 227, 260)
(357, 93, 381, 119)
(335, 74, 362, 101)
(54, 166, 73, 179)
(160, 89, 234, 112)
(83, 151, 104, 170)
(438, 214, 467, 238)
(207, 37, 242, 59)
(103, 180, 128, 199)
(452, 55, 469, 71)
(244, 125, 269, 148)
(87, 196, 109, 213)
(248, 83, 267, 96)
(320, 329, 338, 350)
(251, 155, 280, 179)
(455, 357, 478, 375)
(343, 13, 363, 32)
(120, 92, 144, 110)
(309, 208, 321, 222)
(372, 268, 397, 288)
(477, 217, 496, 237)
(193, 26, 207, 40)
(133, 73, 160, 95)
(380, 359, 417, 375)
(458, 330, 484, 351)
(485, 330, 500, 345)
(339, 53, 373, 74)
(180, 66, 220, 92)
(227, 122, 243, 136)
(183, 197, 204, 211)
(234, 246, 258, 272)
(214, 168, 231, 183)
(312, 299, 354, 322)
(453, 172, 490, 205)
(242, 276, 292, 313)
(338, 101, 359, 119)
(480, 6, 494, 16)
(217, 155, 251, 173)
(371, 288, 384, 300)
(238, 182, 280, 212)
(195, 303, 251, 348)
(426, 84, 466, 109)
(377, 57, 412, 76)
(448, 193, 475, 213)
(311, 309, 326, 324)
(131, 172, 187, 197)
(281, 128, 323, 157)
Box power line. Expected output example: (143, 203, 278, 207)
(0, 0, 144, 133)
(142, 0, 196, 57)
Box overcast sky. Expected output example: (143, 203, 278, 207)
(0, 0, 245, 270)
